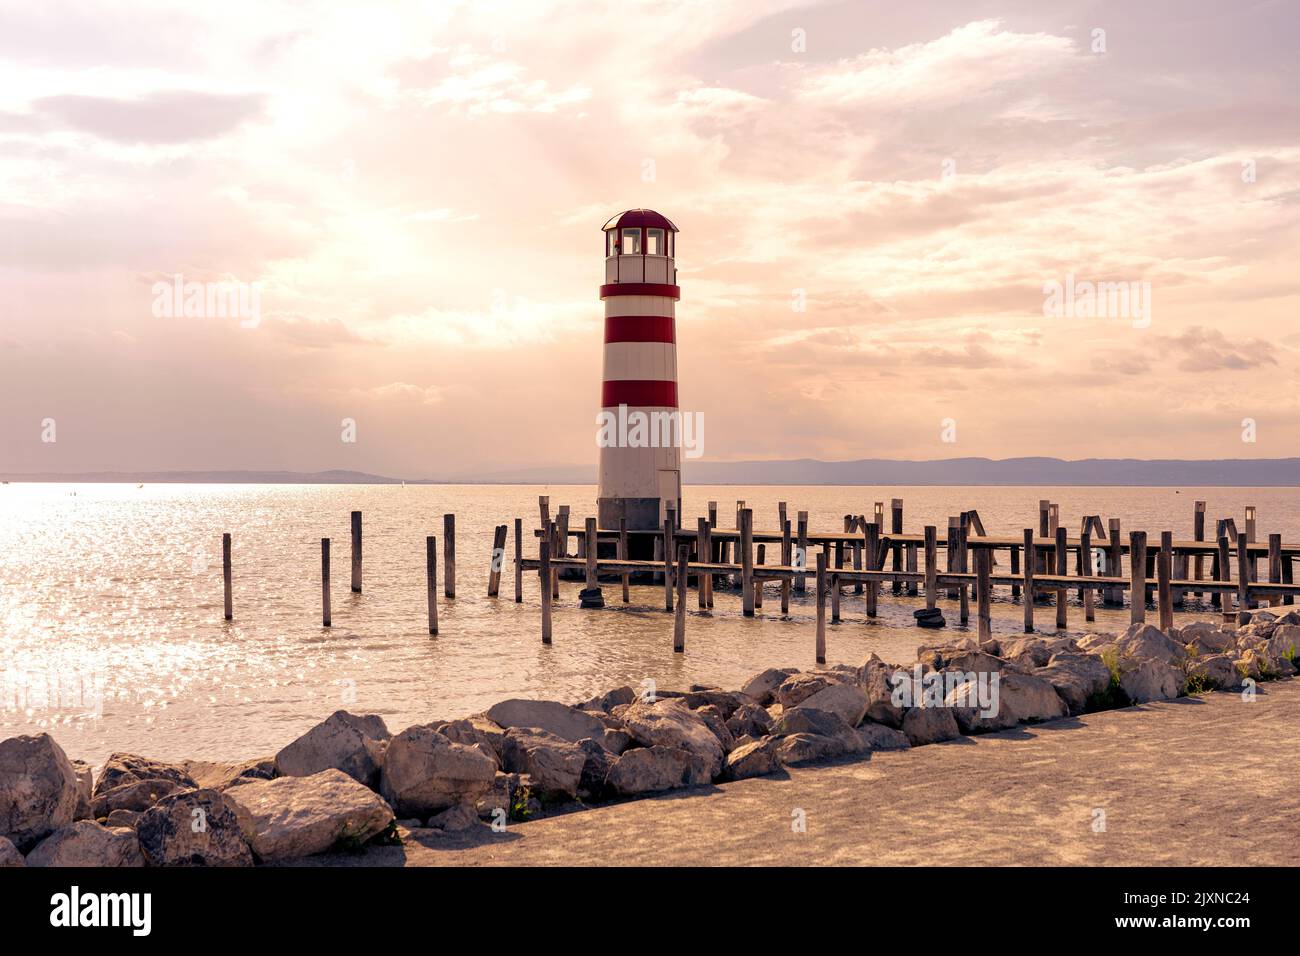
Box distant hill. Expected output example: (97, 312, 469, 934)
(4, 457, 1299, 486)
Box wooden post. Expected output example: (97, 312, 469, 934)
(780, 519, 792, 614)
(1081, 529, 1095, 622)
(740, 508, 754, 617)
(583, 517, 598, 596)
(1023, 529, 1035, 633)
(976, 547, 991, 643)
(1129, 531, 1147, 624)
(924, 525, 938, 610)
(865, 522, 880, 618)
(1193, 500, 1206, 597)
(852, 532, 864, 596)
(815, 551, 827, 664)
(556, 507, 569, 595)
(795, 511, 809, 593)
(1106, 519, 1123, 605)
(702, 516, 713, 608)
(488, 524, 506, 597)
(696, 517, 709, 610)
(513, 518, 523, 603)
(946, 516, 959, 599)
(663, 518, 674, 612)
(1268, 533, 1282, 608)
(222, 532, 232, 621)
(958, 516, 970, 624)
(755, 543, 766, 610)
(1284, 551, 1295, 607)
(1055, 526, 1067, 629)
(1235, 531, 1252, 625)
(1010, 544, 1021, 601)
(426, 536, 438, 635)
(890, 498, 904, 594)
(831, 539, 843, 622)
(443, 513, 456, 599)
(350, 511, 362, 593)
(778, 501, 787, 533)
(618, 517, 630, 603)
(1217, 534, 1233, 622)
(539, 525, 552, 644)
(320, 538, 332, 627)
(1158, 531, 1173, 631)
(906, 542, 918, 596)
(673, 545, 688, 653)
(539, 495, 550, 527)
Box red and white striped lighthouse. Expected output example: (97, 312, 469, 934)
(597, 209, 681, 533)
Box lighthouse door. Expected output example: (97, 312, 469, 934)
(658, 469, 681, 524)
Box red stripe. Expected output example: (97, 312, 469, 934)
(604, 315, 675, 343)
(602, 380, 678, 407)
(600, 283, 680, 300)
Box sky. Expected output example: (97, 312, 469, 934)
(1, 0, 1297, 478)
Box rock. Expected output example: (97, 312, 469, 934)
(1076, 633, 1114, 654)
(1188, 654, 1242, 690)
(0, 733, 80, 851)
(274, 711, 390, 787)
(923, 649, 1010, 675)
(577, 739, 615, 800)
(577, 686, 636, 712)
(225, 769, 394, 863)
(485, 698, 610, 745)
(1266, 625, 1300, 668)
(70, 760, 94, 821)
(1118, 660, 1182, 703)
(25, 821, 144, 867)
(92, 778, 190, 818)
(1115, 623, 1186, 665)
(775, 733, 847, 766)
(1274, 610, 1300, 627)
(1234, 650, 1265, 681)
(856, 723, 911, 751)
(606, 746, 713, 796)
(601, 729, 633, 755)
(947, 672, 1067, 733)
(428, 803, 481, 831)
(380, 725, 497, 817)
(105, 809, 140, 829)
(857, 656, 905, 728)
(94, 752, 197, 797)
(500, 728, 585, 800)
(693, 705, 736, 754)
(725, 703, 773, 739)
(682, 689, 750, 718)
(476, 771, 535, 820)
(395, 818, 424, 829)
(1000, 636, 1079, 669)
(792, 683, 868, 727)
(1181, 621, 1234, 655)
(724, 737, 784, 779)
(0, 835, 22, 867)
(740, 667, 798, 706)
(773, 671, 847, 709)
(1037, 653, 1114, 714)
(137, 788, 253, 866)
(182, 758, 276, 791)
(432, 717, 504, 768)
(901, 706, 961, 746)
(618, 699, 724, 778)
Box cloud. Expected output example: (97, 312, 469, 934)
(31, 90, 264, 143)
(1159, 326, 1281, 372)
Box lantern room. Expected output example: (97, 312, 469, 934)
(602, 208, 678, 285)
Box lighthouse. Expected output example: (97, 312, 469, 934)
(597, 209, 682, 536)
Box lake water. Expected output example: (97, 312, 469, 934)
(1, 483, 1296, 769)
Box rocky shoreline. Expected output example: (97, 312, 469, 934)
(3, 608, 1296, 867)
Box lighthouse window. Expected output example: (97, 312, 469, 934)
(645, 228, 664, 255)
(606, 231, 617, 256)
(667, 232, 674, 257)
(621, 228, 641, 254)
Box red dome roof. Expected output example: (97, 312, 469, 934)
(602, 209, 678, 232)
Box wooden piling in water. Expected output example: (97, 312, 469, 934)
(1023, 529, 1036, 633)
(958, 516, 970, 624)
(513, 518, 523, 603)
(1009, 543, 1021, 600)
(946, 516, 959, 600)
(976, 547, 992, 643)
(1106, 519, 1123, 605)
(1129, 531, 1147, 624)
(222, 532, 233, 621)
(443, 513, 456, 599)
(1235, 530, 1252, 625)
(350, 511, 362, 593)
(539, 524, 553, 644)
(924, 525, 938, 610)
(583, 517, 598, 596)
(796, 511, 809, 593)
(740, 508, 754, 617)
(831, 539, 843, 622)
(1269, 533, 1282, 608)
(1158, 531, 1173, 630)
(815, 551, 827, 664)
(891, 498, 904, 594)
(673, 545, 688, 652)
(865, 522, 880, 618)
(1217, 534, 1233, 623)
(1081, 528, 1095, 622)
(321, 537, 332, 627)
(696, 518, 709, 610)
(663, 517, 674, 612)
(426, 536, 438, 635)
(618, 517, 630, 603)
(1055, 526, 1067, 629)
(1193, 500, 1206, 597)
(488, 524, 506, 597)
(755, 543, 766, 610)
(780, 519, 792, 614)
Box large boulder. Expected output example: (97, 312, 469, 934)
(773, 671, 847, 709)
(136, 788, 253, 867)
(740, 667, 798, 706)
(693, 705, 737, 754)
(577, 739, 616, 801)
(1036, 653, 1114, 714)
(791, 683, 868, 728)
(1266, 625, 1300, 669)
(726, 703, 773, 739)
(70, 760, 94, 821)
(1181, 621, 1234, 655)
(485, 699, 609, 745)
(1188, 654, 1242, 691)
(182, 757, 275, 791)
(775, 733, 846, 766)
(857, 655, 905, 727)
(1119, 660, 1182, 703)
(500, 728, 586, 800)
(606, 746, 714, 796)
(946, 672, 1067, 734)
(0, 733, 80, 851)
(274, 711, 390, 787)
(433, 717, 506, 767)
(772, 706, 860, 749)
(999, 636, 1079, 669)
(0, 835, 22, 867)
(724, 737, 784, 780)
(25, 821, 144, 867)
(1115, 623, 1186, 665)
(618, 699, 724, 779)
(682, 688, 751, 718)
(380, 725, 497, 817)
(856, 723, 911, 752)
(225, 769, 394, 863)
(577, 686, 636, 713)
(901, 706, 961, 746)
(91, 753, 197, 817)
